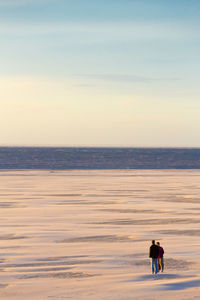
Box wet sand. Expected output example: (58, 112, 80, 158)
(0, 170, 200, 299)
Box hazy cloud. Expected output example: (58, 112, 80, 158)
(77, 74, 179, 83)
(0, 21, 198, 42)
(0, 0, 53, 6)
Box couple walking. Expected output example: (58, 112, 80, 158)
(149, 240, 164, 274)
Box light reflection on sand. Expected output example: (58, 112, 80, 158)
(0, 170, 200, 299)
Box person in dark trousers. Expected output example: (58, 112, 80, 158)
(157, 242, 164, 272)
(149, 240, 159, 274)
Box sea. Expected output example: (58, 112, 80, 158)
(0, 147, 200, 169)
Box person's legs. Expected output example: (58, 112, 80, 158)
(151, 259, 158, 274)
(158, 258, 161, 271)
(161, 258, 164, 272)
(155, 259, 158, 274)
(151, 258, 154, 274)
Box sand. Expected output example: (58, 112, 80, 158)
(0, 169, 200, 299)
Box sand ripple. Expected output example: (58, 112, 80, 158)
(58, 235, 142, 243)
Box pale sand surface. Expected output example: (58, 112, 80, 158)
(0, 170, 200, 299)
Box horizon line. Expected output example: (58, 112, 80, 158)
(0, 145, 200, 149)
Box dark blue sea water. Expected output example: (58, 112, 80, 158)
(0, 147, 200, 169)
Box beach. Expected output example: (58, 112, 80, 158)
(0, 169, 200, 299)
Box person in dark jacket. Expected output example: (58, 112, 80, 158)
(149, 240, 159, 274)
(157, 242, 164, 272)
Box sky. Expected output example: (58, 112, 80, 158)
(1, 0, 200, 146)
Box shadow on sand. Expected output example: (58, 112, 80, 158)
(126, 273, 195, 283)
(131, 273, 182, 282)
(133, 274, 200, 291)
(160, 278, 200, 290)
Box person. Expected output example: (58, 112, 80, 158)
(157, 242, 164, 272)
(149, 240, 159, 274)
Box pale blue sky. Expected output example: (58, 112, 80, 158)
(1, 0, 200, 146)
